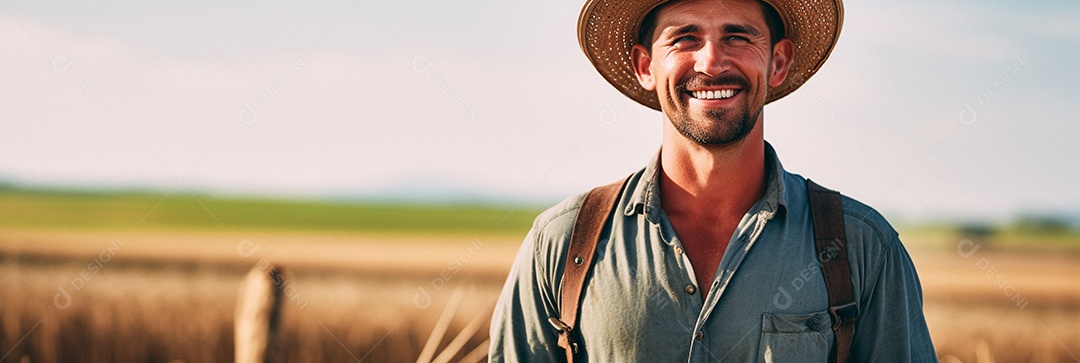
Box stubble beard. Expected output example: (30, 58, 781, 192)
(664, 73, 764, 146)
(665, 84, 763, 146)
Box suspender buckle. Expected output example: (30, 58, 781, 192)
(548, 317, 579, 353)
(548, 317, 571, 332)
(828, 302, 859, 330)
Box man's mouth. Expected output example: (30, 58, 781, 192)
(689, 89, 739, 100)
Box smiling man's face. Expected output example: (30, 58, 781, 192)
(631, 0, 792, 146)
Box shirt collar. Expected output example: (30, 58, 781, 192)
(761, 141, 788, 219)
(624, 141, 789, 222)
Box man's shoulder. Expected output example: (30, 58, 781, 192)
(527, 172, 640, 258)
(531, 191, 588, 243)
(521, 191, 589, 284)
(784, 172, 900, 248)
(790, 173, 910, 296)
(838, 193, 901, 248)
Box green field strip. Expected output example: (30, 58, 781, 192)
(0, 189, 544, 235)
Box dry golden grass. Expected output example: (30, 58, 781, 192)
(0, 258, 499, 362)
(1, 228, 1079, 362)
(0, 228, 507, 362)
(912, 247, 1080, 363)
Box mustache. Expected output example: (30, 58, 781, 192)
(676, 74, 749, 93)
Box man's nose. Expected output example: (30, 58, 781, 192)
(693, 41, 729, 76)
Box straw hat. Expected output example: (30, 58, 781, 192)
(578, 0, 844, 110)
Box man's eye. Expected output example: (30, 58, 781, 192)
(725, 35, 751, 42)
(672, 35, 698, 44)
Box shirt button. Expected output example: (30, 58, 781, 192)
(684, 284, 696, 295)
(695, 330, 704, 341)
(808, 317, 820, 330)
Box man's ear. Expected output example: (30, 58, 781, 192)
(630, 44, 656, 91)
(768, 38, 795, 88)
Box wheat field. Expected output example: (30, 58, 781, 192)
(1, 227, 1078, 362)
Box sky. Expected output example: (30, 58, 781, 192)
(1, 0, 1079, 223)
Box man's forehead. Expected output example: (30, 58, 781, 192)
(653, 0, 766, 28)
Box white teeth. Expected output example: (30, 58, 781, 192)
(692, 89, 736, 100)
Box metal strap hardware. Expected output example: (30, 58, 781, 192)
(807, 179, 858, 363)
(548, 317, 571, 331)
(828, 302, 859, 330)
(550, 177, 627, 363)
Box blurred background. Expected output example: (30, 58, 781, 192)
(2, 0, 1078, 361)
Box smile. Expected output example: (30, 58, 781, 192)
(689, 89, 738, 100)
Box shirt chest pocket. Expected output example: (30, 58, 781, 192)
(757, 311, 833, 363)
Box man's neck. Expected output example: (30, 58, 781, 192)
(658, 119, 767, 218)
(658, 116, 768, 297)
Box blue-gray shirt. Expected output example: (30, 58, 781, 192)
(489, 143, 937, 362)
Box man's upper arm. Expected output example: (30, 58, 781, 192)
(489, 200, 581, 362)
(844, 206, 938, 362)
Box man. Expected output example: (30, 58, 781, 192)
(490, 0, 937, 361)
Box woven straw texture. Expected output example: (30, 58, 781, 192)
(577, 0, 844, 110)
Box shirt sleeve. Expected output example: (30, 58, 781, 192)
(489, 226, 565, 363)
(850, 231, 939, 362)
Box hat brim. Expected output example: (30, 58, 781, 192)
(577, 0, 844, 110)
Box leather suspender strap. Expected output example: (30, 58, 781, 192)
(806, 179, 859, 363)
(549, 177, 855, 362)
(548, 177, 628, 363)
